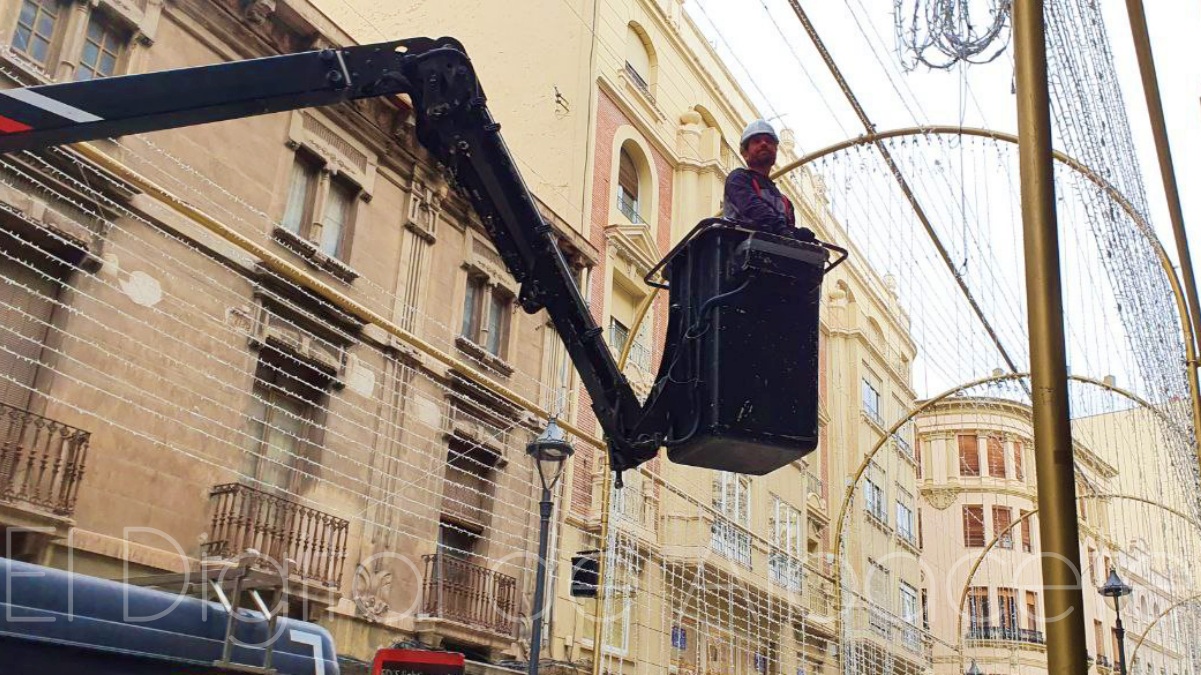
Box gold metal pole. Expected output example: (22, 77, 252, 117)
(587, 447, 613, 675)
(1125, 0, 1201, 349)
(1014, 1, 1088, 671)
(1124, 0, 1201, 469)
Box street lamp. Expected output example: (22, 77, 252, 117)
(965, 659, 984, 675)
(1100, 568, 1133, 675)
(525, 417, 574, 675)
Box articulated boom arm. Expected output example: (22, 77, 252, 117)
(0, 38, 653, 470)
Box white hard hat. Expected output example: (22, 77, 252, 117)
(740, 119, 779, 148)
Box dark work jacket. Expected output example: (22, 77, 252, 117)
(722, 168, 795, 233)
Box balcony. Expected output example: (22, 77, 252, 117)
(421, 553, 517, 636)
(202, 483, 349, 588)
(863, 407, 885, 429)
(616, 191, 645, 225)
(623, 61, 652, 98)
(806, 472, 825, 501)
(0, 402, 90, 518)
(964, 626, 1046, 645)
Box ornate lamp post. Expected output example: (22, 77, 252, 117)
(525, 418, 574, 675)
(1100, 568, 1134, 675)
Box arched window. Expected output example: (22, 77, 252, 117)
(625, 23, 654, 96)
(617, 148, 641, 223)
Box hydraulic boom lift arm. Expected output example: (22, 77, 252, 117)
(0, 38, 654, 470)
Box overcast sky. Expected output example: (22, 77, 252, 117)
(687, 1, 1198, 263)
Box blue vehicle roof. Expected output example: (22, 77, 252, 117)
(0, 557, 339, 675)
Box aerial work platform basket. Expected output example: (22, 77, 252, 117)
(636, 219, 847, 475)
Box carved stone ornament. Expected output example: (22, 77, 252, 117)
(924, 487, 962, 510)
(242, 0, 277, 25)
(351, 562, 392, 621)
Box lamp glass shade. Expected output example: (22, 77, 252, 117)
(1099, 568, 1132, 611)
(527, 417, 575, 490)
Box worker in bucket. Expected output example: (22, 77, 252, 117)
(722, 119, 814, 240)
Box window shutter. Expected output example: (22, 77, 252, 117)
(958, 434, 980, 476)
(987, 436, 1006, 477)
(618, 149, 639, 202)
(0, 261, 59, 410)
(963, 505, 985, 547)
(993, 506, 1012, 548)
(320, 179, 354, 257)
(282, 158, 318, 234)
(1020, 510, 1033, 552)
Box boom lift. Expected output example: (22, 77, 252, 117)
(0, 38, 845, 476)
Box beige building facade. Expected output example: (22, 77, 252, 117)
(0, 1, 924, 674)
(916, 397, 1200, 675)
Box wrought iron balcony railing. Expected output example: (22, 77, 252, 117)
(202, 482, 349, 588)
(0, 402, 89, 516)
(421, 552, 517, 635)
(965, 626, 1046, 645)
(623, 61, 652, 97)
(807, 471, 825, 500)
(616, 191, 645, 225)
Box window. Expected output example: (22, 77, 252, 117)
(917, 509, 924, 548)
(968, 587, 990, 631)
(915, 437, 922, 479)
(609, 317, 630, 356)
(900, 583, 920, 651)
(437, 520, 480, 560)
(993, 506, 1013, 549)
(244, 352, 326, 494)
(279, 153, 358, 260)
(616, 148, 642, 223)
(769, 496, 803, 591)
(75, 15, 121, 81)
(1020, 510, 1033, 552)
(712, 472, 751, 566)
(1095, 619, 1106, 660)
(963, 505, 985, 547)
(320, 179, 354, 258)
(864, 478, 886, 523)
(10, 0, 133, 80)
(1026, 591, 1038, 631)
(12, 0, 61, 66)
(612, 468, 644, 524)
(1013, 440, 1024, 480)
(921, 588, 930, 629)
(987, 436, 1006, 477)
(896, 500, 915, 545)
(442, 444, 495, 528)
(861, 378, 882, 424)
(998, 587, 1019, 632)
(602, 543, 640, 652)
(958, 434, 980, 476)
(0, 257, 61, 411)
(460, 276, 511, 358)
(624, 23, 654, 97)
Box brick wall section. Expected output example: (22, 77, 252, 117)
(571, 89, 674, 515)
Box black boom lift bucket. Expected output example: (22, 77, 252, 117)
(635, 219, 847, 475)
